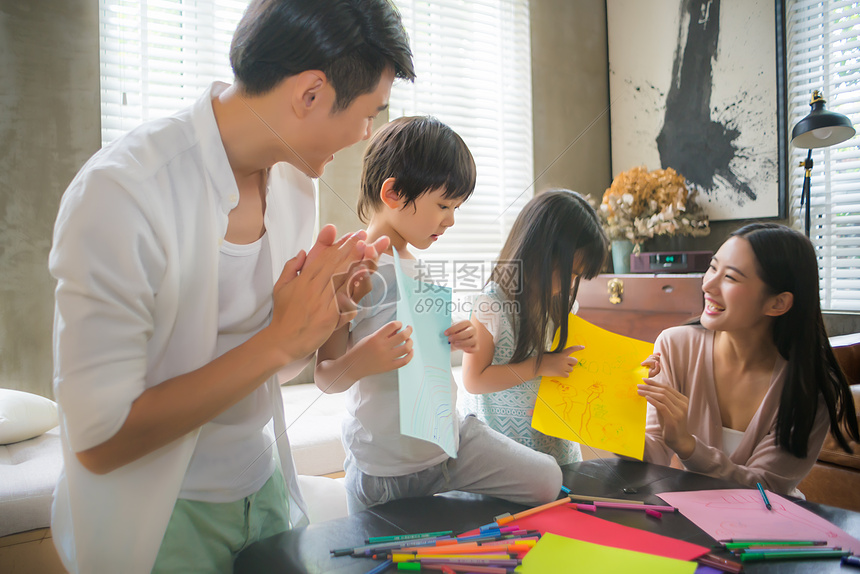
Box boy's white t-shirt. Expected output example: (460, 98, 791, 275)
(342, 253, 458, 477)
(180, 233, 276, 502)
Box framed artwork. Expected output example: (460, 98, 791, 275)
(607, 0, 787, 221)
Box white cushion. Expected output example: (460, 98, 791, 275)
(296, 475, 348, 523)
(280, 384, 348, 476)
(0, 427, 63, 536)
(0, 384, 349, 538)
(0, 389, 59, 445)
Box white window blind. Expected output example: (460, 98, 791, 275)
(389, 0, 534, 295)
(100, 0, 534, 299)
(99, 0, 247, 145)
(786, 1, 860, 311)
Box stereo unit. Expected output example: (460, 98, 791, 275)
(630, 251, 712, 274)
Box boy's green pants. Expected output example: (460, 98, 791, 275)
(151, 469, 290, 573)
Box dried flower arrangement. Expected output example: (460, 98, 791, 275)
(597, 165, 710, 249)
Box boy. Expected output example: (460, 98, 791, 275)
(49, 1, 413, 572)
(315, 116, 563, 513)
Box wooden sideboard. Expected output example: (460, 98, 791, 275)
(576, 274, 704, 343)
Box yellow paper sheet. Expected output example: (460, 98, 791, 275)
(520, 533, 697, 574)
(531, 315, 653, 459)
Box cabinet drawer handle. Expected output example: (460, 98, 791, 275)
(608, 278, 623, 305)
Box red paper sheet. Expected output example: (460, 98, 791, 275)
(463, 506, 709, 561)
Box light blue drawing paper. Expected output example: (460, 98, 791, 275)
(393, 249, 457, 457)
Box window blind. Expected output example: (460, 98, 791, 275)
(100, 0, 534, 303)
(389, 0, 534, 299)
(786, 1, 860, 311)
(99, 0, 246, 145)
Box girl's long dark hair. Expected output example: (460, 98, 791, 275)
(732, 223, 859, 457)
(491, 190, 608, 369)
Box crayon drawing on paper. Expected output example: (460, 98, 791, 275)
(532, 315, 653, 459)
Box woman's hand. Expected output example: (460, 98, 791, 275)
(445, 320, 478, 353)
(637, 378, 696, 458)
(535, 345, 585, 378)
(641, 352, 662, 377)
(350, 321, 413, 378)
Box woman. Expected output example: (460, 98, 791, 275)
(639, 223, 859, 495)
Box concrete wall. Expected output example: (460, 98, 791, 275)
(317, 115, 388, 234)
(531, 0, 611, 200)
(0, 1, 100, 398)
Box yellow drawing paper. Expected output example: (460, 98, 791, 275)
(521, 533, 697, 574)
(531, 315, 653, 459)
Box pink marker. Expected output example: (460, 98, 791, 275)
(594, 501, 677, 512)
(573, 503, 597, 512)
(645, 508, 663, 519)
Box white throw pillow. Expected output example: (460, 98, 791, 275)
(296, 475, 349, 523)
(0, 389, 59, 445)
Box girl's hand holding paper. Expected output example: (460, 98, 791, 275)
(537, 345, 585, 378)
(531, 315, 653, 459)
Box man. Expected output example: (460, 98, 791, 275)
(49, 1, 414, 571)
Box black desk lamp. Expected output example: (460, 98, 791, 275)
(790, 90, 855, 237)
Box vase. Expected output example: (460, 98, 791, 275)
(611, 239, 634, 274)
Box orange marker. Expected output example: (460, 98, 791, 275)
(497, 496, 571, 525)
(391, 543, 506, 555)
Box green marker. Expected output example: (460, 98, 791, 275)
(740, 548, 851, 562)
(397, 562, 422, 571)
(368, 531, 453, 544)
(739, 546, 840, 554)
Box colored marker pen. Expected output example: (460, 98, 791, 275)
(740, 548, 851, 562)
(723, 540, 827, 549)
(697, 553, 742, 574)
(365, 558, 394, 574)
(756, 482, 772, 510)
(369, 531, 454, 544)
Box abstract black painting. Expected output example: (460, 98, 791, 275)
(607, 0, 785, 221)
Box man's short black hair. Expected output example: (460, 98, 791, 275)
(230, 0, 415, 111)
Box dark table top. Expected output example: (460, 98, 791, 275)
(234, 459, 860, 573)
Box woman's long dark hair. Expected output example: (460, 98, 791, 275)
(490, 190, 608, 369)
(732, 223, 859, 457)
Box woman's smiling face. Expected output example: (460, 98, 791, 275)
(700, 236, 778, 332)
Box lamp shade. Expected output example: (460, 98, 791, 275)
(791, 91, 855, 149)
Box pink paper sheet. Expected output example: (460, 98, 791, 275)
(463, 506, 708, 561)
(657, 489, 860, 554)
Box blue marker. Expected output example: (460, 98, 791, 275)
(755, 482, 772, 510)
(364, 558, 393, 574)
(843, 555, 860, 569)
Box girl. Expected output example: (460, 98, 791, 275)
(639, 223, 859, 495)
(461, 190, 609, 464)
